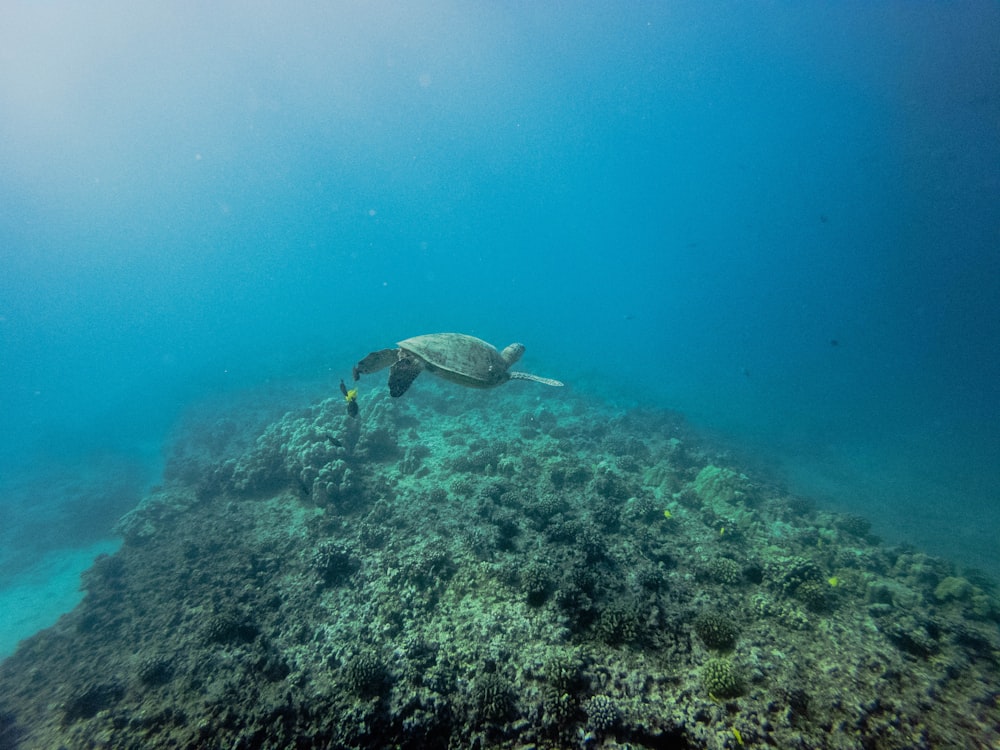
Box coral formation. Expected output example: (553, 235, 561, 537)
(136, 654, 174, 686)
(471, 670, 514, 724)
(584, 693, 620, 733)
(342, 650, 390, 696)
(693, 611, 740, 650)
(520, 561, 554, 606)
(310, 540, 360, 586)
(701, 657, 744, 698)
(704, 556, 743, 585)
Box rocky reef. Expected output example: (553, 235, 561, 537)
(1, 384, 998, 749)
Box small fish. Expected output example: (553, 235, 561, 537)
(340, 379, 360, 418)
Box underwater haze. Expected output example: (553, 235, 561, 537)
(1, 0, 999, 656)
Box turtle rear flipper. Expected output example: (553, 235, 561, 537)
(389, 354, 424, 397)
(353, 348, 400, 381)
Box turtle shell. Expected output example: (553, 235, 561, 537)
(398, 333, 510, 388)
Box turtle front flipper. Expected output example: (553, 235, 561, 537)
(509, 371, 564, 387)
(388, 353, 424, 397)
(353, 348, 400, 381)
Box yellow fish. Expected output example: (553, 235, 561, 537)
(340, 379, 360, 417)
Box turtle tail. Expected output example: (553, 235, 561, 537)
(509, 372, 564, 387)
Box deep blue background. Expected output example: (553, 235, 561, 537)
(2, 2, 998, 578)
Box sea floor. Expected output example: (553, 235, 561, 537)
(0, 383, 998, 749)
(767, 432, 1000, 582)
(0, 539, 120, 659)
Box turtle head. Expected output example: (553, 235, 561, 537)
(501, 343, 525, 367)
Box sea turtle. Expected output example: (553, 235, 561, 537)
(352, 333, 564, 397)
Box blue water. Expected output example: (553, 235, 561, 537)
(1, 2, 998, 648)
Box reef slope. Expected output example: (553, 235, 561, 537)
(1, 386, 998, 749)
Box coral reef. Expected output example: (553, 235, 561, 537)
(0, 384, 998, 748)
